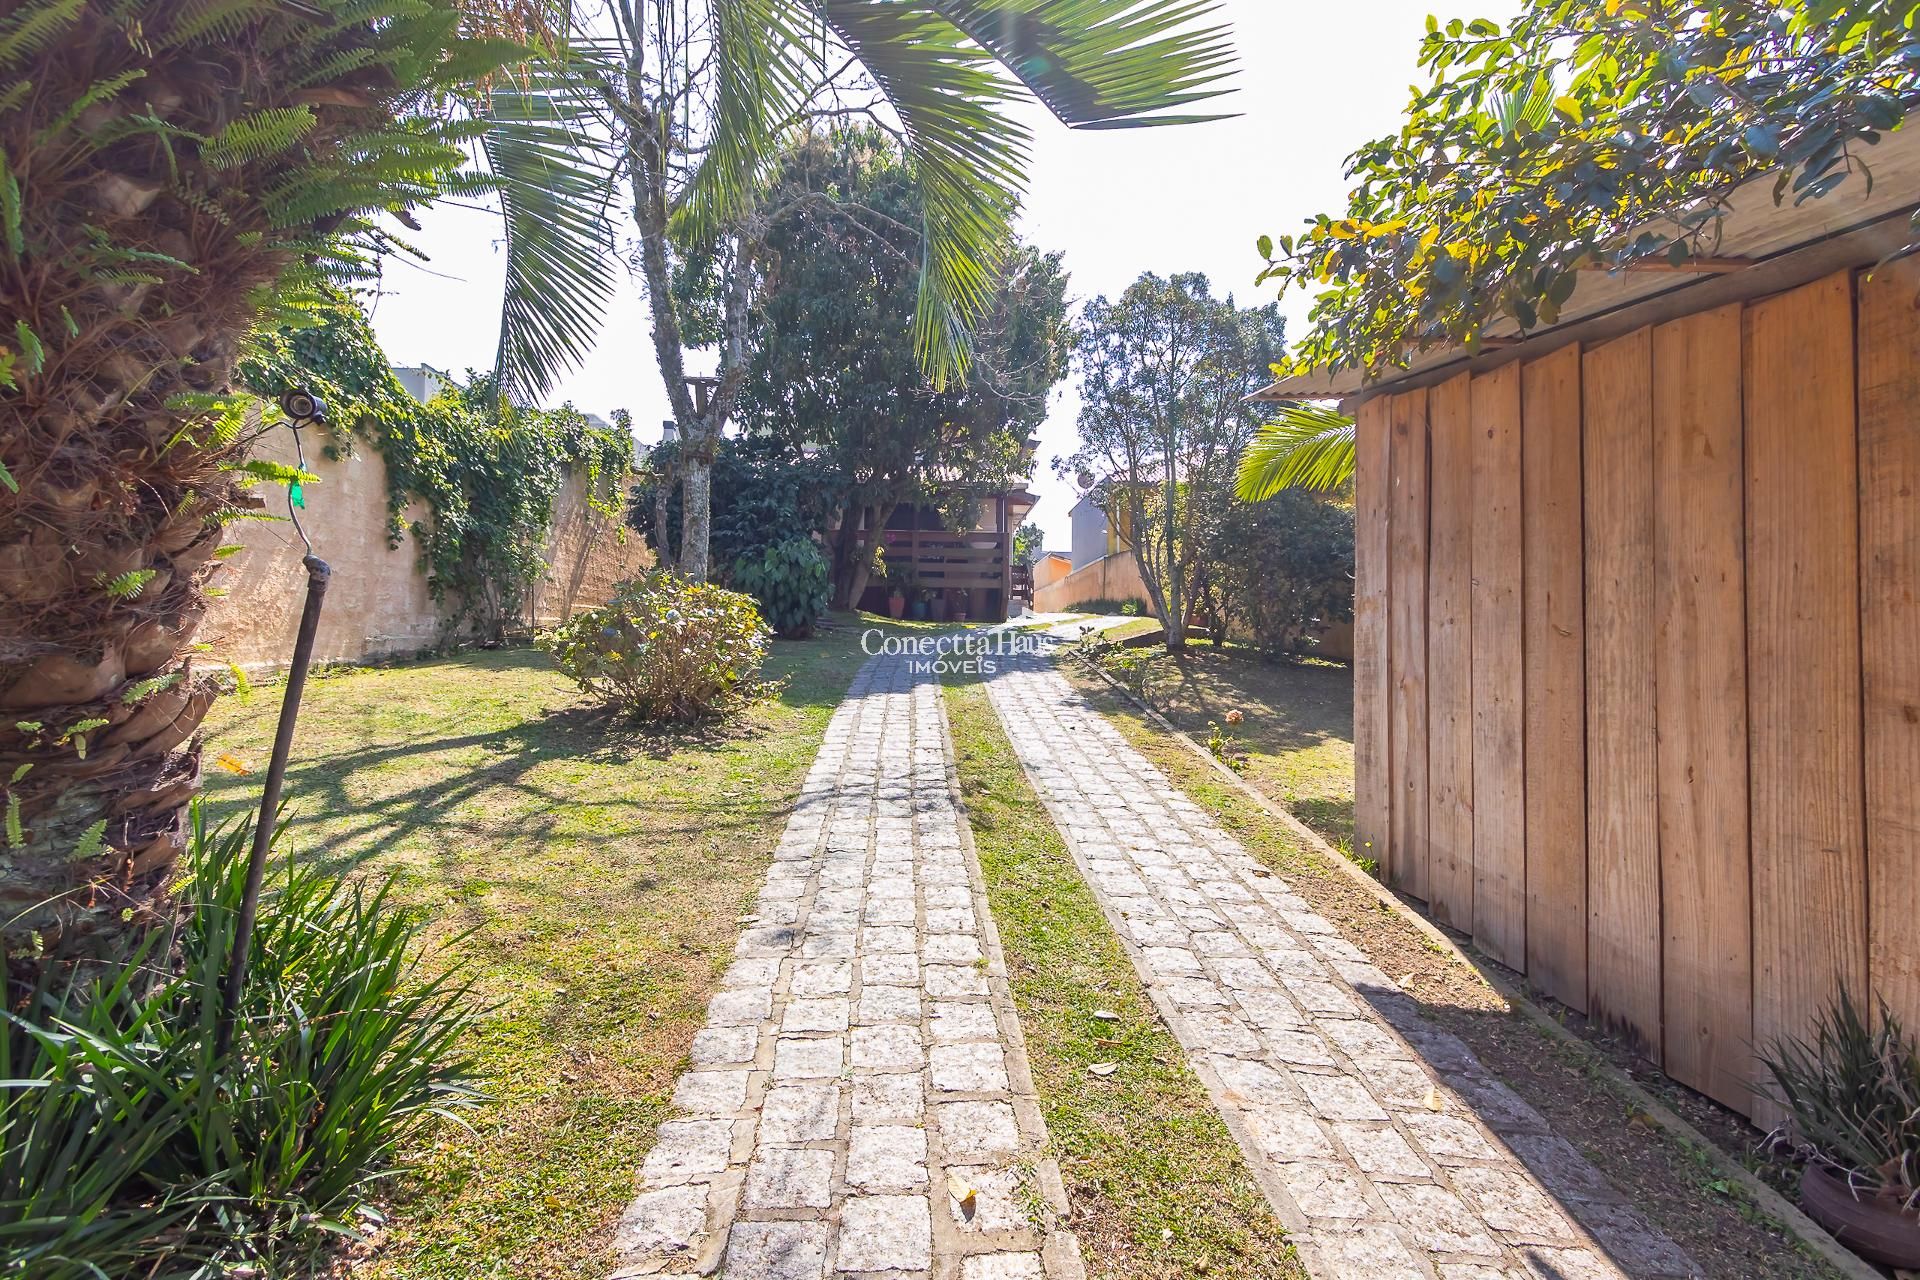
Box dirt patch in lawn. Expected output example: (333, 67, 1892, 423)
(1058, 659, 1847, 1280)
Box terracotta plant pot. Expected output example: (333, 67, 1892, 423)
(887, 593, 906, 620)
(1798, 1163, 1920, 1269)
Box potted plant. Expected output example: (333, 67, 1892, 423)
(886, 574, 906, 620)
(1763, 991, 1920, 1269)
(950, 588, 970, 624)
(928, 591, 949, 623)
(910, 590, 929, 621)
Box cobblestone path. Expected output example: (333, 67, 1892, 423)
(983, 656, 1700, 1280)
(610, 655, 1081, 1280)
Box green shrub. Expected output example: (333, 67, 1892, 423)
(539, 572, 772, 721)
(1, 808, 481, 1278)
(1763, 990, 1920, 1208)
(732, 537, 831, 638)
(1203, 489, 1354, 658)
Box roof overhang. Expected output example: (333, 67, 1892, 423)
(1253, 126, 1920, 408)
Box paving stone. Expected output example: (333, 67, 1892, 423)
(930, 1042, 1010, 1093)
(790, 960, 853, 997)
(836, 1195, 933, 1272)
(856, 984, 921, 1026)
(782, 998, 851, 1034)
(852, 1073, 925, 1125)
(671, 1070, 749, 1116)
(723, 1220, 831, 1279)
(1243, 1108, 1336, 1161)
(1333, 1123, 1430, 1181)
(690, 1025, 758, 1066)
(1448, 1165, 1577, 1241)
(925, 964, 989, 998)
(641, 1119, 733, 1183)
(1375, 1183, 1501, 1256)
(1139, 945, 1203, 977)
(1308, 1224, 1427, 1279)
(610, 1184, 708, 1259)
(1295, 1071, 1390, 1122)
(930, 1001, 1000, 1043)
(925, 907, 977, 933)
(960, 1252, 1046, 1280)
(1268, 1029, 1339, 1066)
(934, 1099, 1021, 1160)
(772, 1036, 844, 1081)
(760, 1083, 842, 1144)
(862, 952, 920, 985)
(852, 1024, 925, 1072)
(1397, 1111, 1506, 1164)
(1318, 1017, 1406, 1060)
(923, 933, 985, 965)
(1520, 1248, 1620, 1280)
(862, 925, 919, 954)
(1275, 1160, 1373, 1219)
(945, 1165, 1034, 1233)
(744, 1147, 835, 1210)
(847, 1124, 929, 1191)
(1207, 1054, 1305, 1108)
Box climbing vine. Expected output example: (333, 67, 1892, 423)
(238, 291, 634, 640)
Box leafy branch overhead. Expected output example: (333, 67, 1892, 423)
(482, 0, 1236, 400)
(1260, 0, 1917, 382)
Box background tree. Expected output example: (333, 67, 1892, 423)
(1013, 522, 1044, 567)
(1060, 273, 1284, 652)
(1200, 489, 1354, 659)
(485, 1, 1233, 582)
(737, 130, 1071, 609)
(0, 0, 526, 992)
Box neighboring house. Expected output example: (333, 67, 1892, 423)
(1068, 491, 1120, 569)
(1032, 551, 1072, 592)
(1258, 125, 1920, 1124)
(391, 364, 454, 403)
(843, 485, 1041, 623)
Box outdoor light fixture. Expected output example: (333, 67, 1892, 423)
(278, 386, 327, 426)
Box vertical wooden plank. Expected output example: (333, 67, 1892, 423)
(1747, 271, 1867, 1116)
(1856, 260, 1920, 1037)
(1426, 373, 1475, 931)
(1523, 346, 1589, 1014)
(1471, 364, 1526, 968)
(1353, 397, 1393, 878)
(1653, 302, 1752, 1111)
(1583, 329, 1661, 1054)
(1389, 390, 1431, 900)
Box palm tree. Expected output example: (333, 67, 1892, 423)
(482, 0, 1238, 581)
(1237, 402, 1357, 499)
(0, 0, 524, 993)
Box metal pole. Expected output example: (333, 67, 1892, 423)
(214, 553, 330, 1057)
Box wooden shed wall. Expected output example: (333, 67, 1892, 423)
(1356, 266, 1920, 1120)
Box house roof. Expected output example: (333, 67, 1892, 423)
(1254, 126, 1920, 406)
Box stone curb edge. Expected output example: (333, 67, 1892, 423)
(1064, 648, 1882, 1280)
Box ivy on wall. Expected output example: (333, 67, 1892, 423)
(238, 291, 635, 641)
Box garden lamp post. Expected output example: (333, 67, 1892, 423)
(215, 388, 332, 1057)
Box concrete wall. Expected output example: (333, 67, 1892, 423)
(1034, 549, 1151, 613)
(1031, 553, 1072, 592)
(201, 430, 648, 669)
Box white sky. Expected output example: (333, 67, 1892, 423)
(366, 0, 1518, 553)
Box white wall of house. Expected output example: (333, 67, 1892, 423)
(1069, 494, 1112, 570)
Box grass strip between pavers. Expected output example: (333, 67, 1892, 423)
(942, 676, 1303, 1280)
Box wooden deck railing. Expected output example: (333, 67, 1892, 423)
(856, 528, 1009, 591)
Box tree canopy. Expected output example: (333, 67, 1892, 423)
(1060, 272, 1284, 649)
(738, 130, 1071, 605)
(1260, 0, 1917, 382)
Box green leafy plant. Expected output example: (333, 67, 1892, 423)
(1237, 404, 1357, 498)
(1, 806, 482, 1277)
(538, 572, 772, 722)
(1206, 713, 1249, 774)
(1071, 630, 1168, 707)
(1200, 488, 1355, 659)
(1763, 990, 1920, 1210)
(731, 537, 831, 639)
(1259, 0, 1919, 382)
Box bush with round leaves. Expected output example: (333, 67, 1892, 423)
(538, 573, 772, 721)
(732, 537, 831, 638)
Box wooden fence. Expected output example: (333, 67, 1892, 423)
(1356, 266, 1919, 1121)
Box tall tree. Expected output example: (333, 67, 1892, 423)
(737, 130, 1070, 609)
(0, 0, 525, 993)
(484, 1, 1235, 582)
(1060, 273, 1284, 651)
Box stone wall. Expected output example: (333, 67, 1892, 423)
(200, 429, 649, 669)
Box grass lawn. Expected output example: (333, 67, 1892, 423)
(199, 617, 888, 1280)
(943, 676, 1301, 1280)
(1074, 643, 1358, 862)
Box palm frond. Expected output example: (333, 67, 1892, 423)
(1237, 401, 1355, 499)
(681, 0, 820, 242)
(818, 1, 1028, 385)
(480, 74, 620, 403)
(925, 0, 1236, 128)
